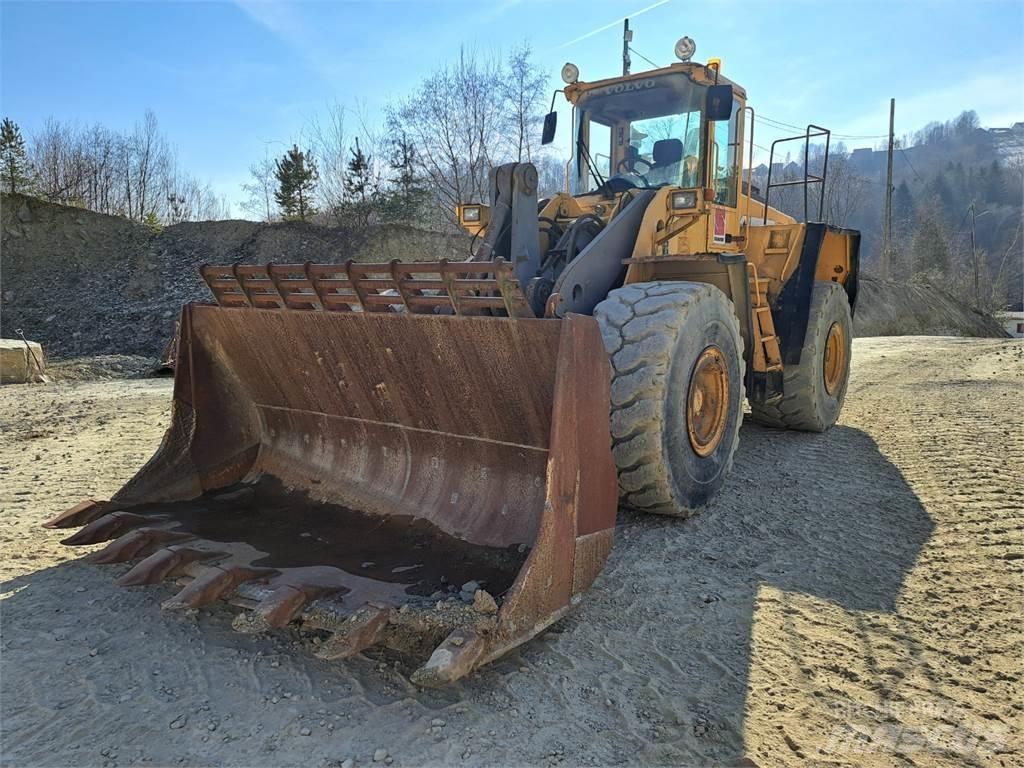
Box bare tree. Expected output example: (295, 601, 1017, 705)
(81, 124, 120, 214)
(26, 110, 227, 224)
(31, 119, 87, 204)
(240, 152, 278, 222)
(305, 101, 349, 216)
(129, 110, 170, 220)
(502, 42, 547, 163)
(387, 47, 504, 225)
(823, 148, 870, 228)
(536, 154, 566, 198)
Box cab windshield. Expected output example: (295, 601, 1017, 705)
(573, 72, 706, 194)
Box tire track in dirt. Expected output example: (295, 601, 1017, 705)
(1, 337, 1021, 767)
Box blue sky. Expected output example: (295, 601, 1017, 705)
(2, 0, 1022, 212)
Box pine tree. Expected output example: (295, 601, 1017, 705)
(924, 173, 954, 209)
(984, 160, 1005, 205)
(893, 180, 915, 229)
(0, 117, 33, 194)
(381, 131, 427, 224)
(344, 137, 372, 204)
(891, 180, 916, 276)
(340, 137, 372, 226)
(274, 145, 318, 221)
(911, 206, 951, 275)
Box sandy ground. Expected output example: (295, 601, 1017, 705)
(1, 336, 1021, 767)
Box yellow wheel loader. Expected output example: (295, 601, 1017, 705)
(47, 46, 859, 685)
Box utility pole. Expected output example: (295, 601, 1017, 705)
(964, 202, 992, 307)
(622, 18, 632, 76)
(970, 201, 979, 307)
(882, 97, 895, 280)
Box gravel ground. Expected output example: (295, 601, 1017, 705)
(1, 336, 1021, 767)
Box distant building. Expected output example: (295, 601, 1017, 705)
(999, 311, 1024, 338)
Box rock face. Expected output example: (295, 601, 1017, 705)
(1, 194, 470, 360)
(0, 338, 45, 384)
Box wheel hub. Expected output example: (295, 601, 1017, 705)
(823, 322, 846, 396)
(687, 346, 730, 457)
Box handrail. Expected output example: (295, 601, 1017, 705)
(762, 124, 831, 224)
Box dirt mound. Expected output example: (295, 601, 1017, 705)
(1, 194, 469, 359)
(1, 194, 1006, 360)
(854, 276, 1008, 338)
(47, 355, 160, 381)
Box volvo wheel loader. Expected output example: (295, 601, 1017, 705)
(47, 42, 859, 685)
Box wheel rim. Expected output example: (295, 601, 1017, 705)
(823, 322, 846, 396)
(687, 346, 730, 458)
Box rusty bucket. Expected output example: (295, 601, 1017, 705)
(47, 271, 616, 684)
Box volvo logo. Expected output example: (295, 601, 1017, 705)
(599, 79, 657, 96)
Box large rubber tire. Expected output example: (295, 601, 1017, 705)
(749, 281, 852, 432)
(594, 281, 745, 517)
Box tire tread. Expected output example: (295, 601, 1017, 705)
(594, 281, 745, 517)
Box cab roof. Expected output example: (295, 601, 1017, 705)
(564, 61, 747, 104)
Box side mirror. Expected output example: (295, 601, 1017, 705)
(706, 85, 733, 122)
(541, 111, 558, 145)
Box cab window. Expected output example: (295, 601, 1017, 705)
(712, 102, 740, 206)
(572, 72, 708, 194)
(588, 119, 612, 187)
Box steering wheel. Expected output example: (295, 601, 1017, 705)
(616, 155, 652, 185)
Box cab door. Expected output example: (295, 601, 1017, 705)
(706, 98, 744, 253)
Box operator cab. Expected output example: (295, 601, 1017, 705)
(567, 67, 743, 208)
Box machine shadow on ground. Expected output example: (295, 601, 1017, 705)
(528, 418, 937, 764)
(0, 418, 935, 767)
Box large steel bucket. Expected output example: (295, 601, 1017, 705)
(47, 293, 616, 684)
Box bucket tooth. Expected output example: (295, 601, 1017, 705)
(315, 604, 390, 661)
(254, 585, 310, 628)
(162, 565, 277, 611)
(410, 629, 486, 687)
(44, 499, 110, 529)
(60, 512, 156, 546)
(88, 529, 194, 565)
(117, 546, 224, 587)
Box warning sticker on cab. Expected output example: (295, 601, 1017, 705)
(713, 209, 727, 244)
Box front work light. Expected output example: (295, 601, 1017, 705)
(674, 37, 696, 62)
(671, 190, 697, 210)
(461, 205, 481, 223)
(561, 62, 580, 84)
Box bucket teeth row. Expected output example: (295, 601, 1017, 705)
(161, 565, 277, 611)
(60, 511, 157, 546)
(86, 528, 194, 564)
(44, 499, 110, 529)
(116, 546, 225, 587)
(315, 604, 390, 661)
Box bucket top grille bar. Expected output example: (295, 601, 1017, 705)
(200, 259, 536, 318)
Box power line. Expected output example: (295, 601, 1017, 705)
(757, 114, 804, 132)
(628, 46, 662, 70)
(899, 147, 923, 181)
(757, 113, 888, 141)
